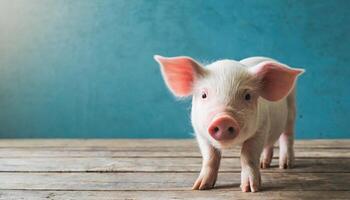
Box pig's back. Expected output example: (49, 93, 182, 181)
(239, 57, 277, 68)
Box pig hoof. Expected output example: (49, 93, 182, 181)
(279, 155, 294, 169)
(240, 181, 260, 193)
(260, 147, 273, 169)
(192, 174, 217, 190)
(250, 184, 260, 193)
(241, 184, 251, 192)
(280, 163, 287, 169)
(279, 162, 293, 169)
(240, 172, 261, 192)
(260, 161, 271, 169)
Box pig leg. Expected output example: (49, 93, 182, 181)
(240, 134, 264, 192)
(192, 134, 221, 190)
(260, 146, 274, 169)
(279, 90, 296, 169)
(279, 132, 294, 169)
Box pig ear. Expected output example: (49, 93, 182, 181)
(154, 55, 206, 97)
(249, 61, 304, 101)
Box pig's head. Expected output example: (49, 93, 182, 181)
(154, 55, 304, 149)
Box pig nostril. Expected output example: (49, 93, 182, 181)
(213, 127, 219, 133)
(228, 127, 235, 134)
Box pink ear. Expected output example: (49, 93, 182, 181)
(154, 55, 205, 97)
(249, 61, 304, 101)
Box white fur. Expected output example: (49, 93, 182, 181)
(191, 57, 301, 192)
(154, 55, 302, 192)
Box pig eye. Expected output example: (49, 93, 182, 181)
(244, 93, 251, 101)
(201, 91, 207, 99)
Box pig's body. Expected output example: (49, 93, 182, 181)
(155, 55, 303, 192)
(240, 57, 294, 146)
(240, 57, 296, 170)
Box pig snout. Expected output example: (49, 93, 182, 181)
(208, 115, 240, 141)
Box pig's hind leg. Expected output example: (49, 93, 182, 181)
(260, 145, 274, 169)
(279, 90, 296, 169)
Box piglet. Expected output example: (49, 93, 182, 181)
(154, 55, 304, 192)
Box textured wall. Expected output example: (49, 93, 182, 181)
(0, 0, 349, 138)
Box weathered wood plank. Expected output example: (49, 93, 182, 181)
(0, 190, 349, 200)
(0, 157, 349, 173)
(0, 147, 348, 158)
(0, 139, 348, 199)
(0, 172, 348, 191)
(0, 139, 348, 148)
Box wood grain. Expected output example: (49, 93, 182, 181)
(0, 190, 349, 200)
(0, 172, 348, 191)
(0, 147, 349, 158)
(0, 157, 349, 173)
(0, 139, 348, 199)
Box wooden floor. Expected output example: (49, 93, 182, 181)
(0, 139, 349, 200)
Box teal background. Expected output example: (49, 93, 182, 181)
(0, 0, 349, 138)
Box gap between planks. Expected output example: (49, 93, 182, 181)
(0, 190, 349, 200)
(0, 157, 349, 173)
(0, 139, 349, 200)
(0, 172, 349, 191)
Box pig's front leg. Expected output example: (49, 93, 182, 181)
(240, 134, 264, 192)
(192, 134, 221, 190)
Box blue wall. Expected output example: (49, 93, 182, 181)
(0, 0, 349, 138)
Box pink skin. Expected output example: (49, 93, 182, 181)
(153, 55, 204, 97)
(196, 91, 241, 143)
(250, 61, 304, 101)
(154, 55, 304, 192)
(208, 114, 240, 141)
